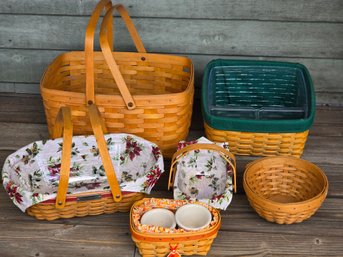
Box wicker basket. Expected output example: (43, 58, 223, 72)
(26, 105, 144, 220)
(168, 143, 237, 210)
(243, 156, 328, 224)
(40, 0, 194, 158)
(130, 198, 221, 257)
(202, 59, 315, 157)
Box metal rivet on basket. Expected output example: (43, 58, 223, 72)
(128, 102, 133, 108)
(116, 195, 121, 199)
(88, 100, 93, 105)
(141, 57, 146, 61)
(58, 201, 63, 205)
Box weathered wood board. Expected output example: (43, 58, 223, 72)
(1, 15, 342, 58)
(1, 50, 343, 105)
(1, 0, 343, 22)
(0, 0, 342, 105)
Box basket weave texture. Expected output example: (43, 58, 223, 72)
(243, 156, 328, 224)
(27, 192, 144, 221)
(130, 198, 221, 257)
(205, 123, 309, 157)
(40, 1, 194, 158)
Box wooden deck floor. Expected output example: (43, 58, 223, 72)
(0, 93, 342, 256)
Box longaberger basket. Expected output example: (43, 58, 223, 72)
(243, 156, 328, 224)
(202, 59, 315, 157)
(40, 0, 194, 158)
(130, 198, 221, 257)
(3, 104, 168, 220)
(28, 105, 147, 220)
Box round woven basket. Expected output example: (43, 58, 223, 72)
(243, 156, 328, 224)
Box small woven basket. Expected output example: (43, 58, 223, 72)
(130, 198, 221, 257)
(243, 156, 328, 224)
(202, 59, 315, 157)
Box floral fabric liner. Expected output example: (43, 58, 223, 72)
(173, 137, 233, 210)
(2, 133, 164, 212)
(132, 198, 219, 233)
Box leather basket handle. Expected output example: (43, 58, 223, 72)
(168, 143, 237, 193)
(85, 0, 113, 105)
(53, 105, 122, 209)
(99, 4, 148, 110)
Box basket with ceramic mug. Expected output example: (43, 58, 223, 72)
(130, 198, 221, 257)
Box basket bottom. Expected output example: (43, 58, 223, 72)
(268, 194, 299, 204)
(27, 193, 144, 220)
(133, 238, 215, 257)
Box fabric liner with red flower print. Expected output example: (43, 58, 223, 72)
(2, 134, 164, 212)
(173, 137, 233, 210)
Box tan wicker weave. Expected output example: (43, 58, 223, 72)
(40, 0, 194, 158)
(26, 105, 144, 220)
(205, 123, 309, 157)
(130, 198, 221, 257)
(27, 192, 144, 221)
(243, 156, 328, 224)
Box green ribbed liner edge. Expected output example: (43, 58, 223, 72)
(201, 59, 316, 133)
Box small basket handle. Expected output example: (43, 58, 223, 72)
(53, 105, 122, 209)
(168, 143, 237, 193)
(99, 4, 147, 110)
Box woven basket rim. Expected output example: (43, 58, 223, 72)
(39, 190, 141, 204)
(243, 156, 329, 208)
(40, 51, 194, 100)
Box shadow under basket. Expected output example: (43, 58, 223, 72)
(243, 156, 328, 224)
(202, 59, 316, 157)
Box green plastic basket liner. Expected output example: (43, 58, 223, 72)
(202, 59, 315, 133)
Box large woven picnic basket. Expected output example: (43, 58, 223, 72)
(40, 0, 194, 158)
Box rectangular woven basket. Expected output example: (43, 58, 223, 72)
(25, 105, 144, 220)
(202, 59, 315, 157)
(130, 198, 221, 257)
(40, 0, 194, 158)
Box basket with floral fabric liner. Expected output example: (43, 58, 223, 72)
(168, 138, 237, 210)
(2, 105, 164, 220)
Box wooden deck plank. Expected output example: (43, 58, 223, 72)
(0, 93, 342, 256)
(1, 15, 343, 59)
(2, 0, 342, 22)
(1, 187, 342, 257)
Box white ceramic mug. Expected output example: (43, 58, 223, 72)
(140, 208, 176, 229)
(175, 204, 212, 231)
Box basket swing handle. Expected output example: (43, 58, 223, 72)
(53, 105, 122, 209)
(99, 4, 148, 110)
(52, 107, 73, 209)
(168, 143, 237, 193)
(87, 104, 122, 203)
(84, 0, 113, 106)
